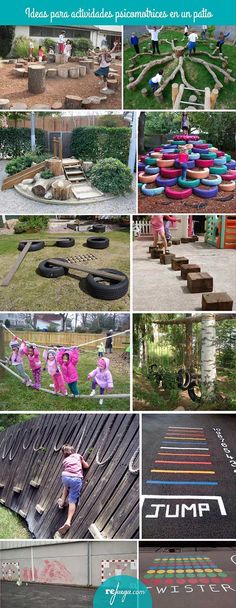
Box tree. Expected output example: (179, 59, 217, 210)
(134, 314, 155, 367)
(190, 112, 236, 151)
(0, 26, 15, 58)
(201, 314, 217, 397)
(138, 111, 146, 153)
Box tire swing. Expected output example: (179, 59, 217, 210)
(177, 368, 192, 390)
(148, 364, 163, 386)
(188, 381, 202, 404)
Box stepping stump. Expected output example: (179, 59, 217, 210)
(172, 257, 189, 271)
(65, 95, 82, 109)
(28, 64, 46, 93)
(58, 66, 68, 78)
(35, 504, 45, 515)
(10, 103, 28, 110)
(51, 102, 63, 110)
(202, 292, 233, 311)
(172, 238, 181, 245)
(0, 98, 10, 109)
(181, 263, 201, 279)
(160, 252, 174, 264)
(187, 272, 213, 293)
(151, 248, 163, 259)
(31, 104, 51, 110)
(47, 68, 57, 78)
(79, 65, 87, 77)
(69, 67, 79, 78)
(181, 237, 197, 243)
(14, 68, 28, 77)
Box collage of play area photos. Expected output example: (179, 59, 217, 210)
(0, 20, 236, 608)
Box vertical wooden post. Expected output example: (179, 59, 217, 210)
(172, 83, 179, 106)
(0, 325, 5, 379)
(210, 88, 219, 109)
(58, 137, 63, 160)
(53, 137, 57, 157)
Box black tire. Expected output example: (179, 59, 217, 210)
(92, 224, 106, 233)
(177, 368, 191, 390)
(55, 238, 75, 248)
(86, 237, 109, 250)
(37, 258, 69, 278)
(18, 240, 45, 252)
(86, 267, 129, 300)
(188, 381, 202, 403)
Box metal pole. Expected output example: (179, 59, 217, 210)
(31, 112, 36, 152)
(128, 112, 136, 172)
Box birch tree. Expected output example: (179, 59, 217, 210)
(201, 313, 217, 397)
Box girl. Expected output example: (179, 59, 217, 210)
(178, 146, 189, 180)
(151, 215, 168, 252)
(88, 356, 113, 406)
(94, 41, 118, 92)
(28, 40, 34, 61)
(57, 347, 80, 397)
(8, 339, 31, 386)
(64, 40, 72, 61)
(21, 341, 42, 389)
(43, 348, 67, 396)
(97, 342, 105, 358)
(57, 444, 89, 535)
(38, 46, 44, 62)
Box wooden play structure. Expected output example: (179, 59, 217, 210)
(172, 82, 219, 110)
(205, 215, 236, 248)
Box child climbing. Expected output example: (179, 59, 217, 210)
(21, 341, 42, 389)
(177, 146, 189, 180)
(64, 39, 72, 61)
(43, 348, 67, 396)
(94, 42, 118, 92)
(88, 357, 113, 406)
(98, 341, 105, 357)
(213, 31, 230, 55)
(57, 347, 80, 397)
(56, 445, 89, 536)
(151, 215, 168, 252)
(148, 69, 164, 95)
(145, 25, 163, 54)
(187, 31, 198, 56)
(8, 339, 31, 386)
(163, 215, 181, 246)
(130, 32, 140, 54)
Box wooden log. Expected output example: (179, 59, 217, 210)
(48, 259, 125, 281)
(14, 68, 28, 78)
(55, 53, 66, 64)
(47, 68, 57, 78)
(151, 248, 163, 259)
(127, 56, 174, 89)
(202, 292, 233, 311)
(160, 252, 174, 264)
(172, 83, 179, 105)
(69, 67, 79, 78)
(51, 179, 72, 200)
(187, 272, 213, 293)
(45, 158, 63, 176)
(1, 241, 33, 287)
(65, 95, 83, 109)
(2, 161, 46, 191)
(155, 60, 181, 98)
(210, 88, 219, 109)
(32, 178, 55, 198)
(204, 87, 211, 110)
(51, 102, 63, 110)
(173, 83, 185, 109)
(57, 66, 68, 78)
(79, 65, 86, 77)
(28, 65, 46, 93)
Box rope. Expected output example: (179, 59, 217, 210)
(129, 447, 139, 474)
(0, 362, 129, 399)
(1, 324, 130, 350)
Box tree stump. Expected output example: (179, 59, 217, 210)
(57, 66, 68, 78)
(0, 99, 10, 109)
(65, 95, 83, 109)
(79, 65, 86, 77)
(28, 65, 46, 93)
(45, 159, 63, 176)
(141, 88, 148, 96)
(51, 102, 63, 110)
(189, 94, 197, 103)
(14, 68, 28, 77)
(172, 83, 179, 105)
(10, 103, 28, 110)
(129, 77, 135, 82)
(69, 67, 79, 78)
(52, 179, 72, 200)
(32, 178, 55, 198)
(55, 53, 66, 64)
(47, 68, 57, 78)
(174, 46, 185, 58)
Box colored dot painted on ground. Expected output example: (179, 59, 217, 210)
(188, 579, 198, 584)
(197, 573, 206, 578)
(205, 569, 213, 572)
(155, 574, 164, 578)
(166, 570, 175, 574)
(165, 579, 174, 585)
(200, 578, 211, 584)
(218, 572, 228, 577)
(186, 569, 194, 573)
(214, 569, 223, 573)
(195, 569, 204, 572)
(144, 575, 152, 579)
(207, 573, 216, 577)
(157, 570, 165, 574)
(176, 569, 185, 573)
(178, 579, 186, 585)
(147, 570, 155, 574)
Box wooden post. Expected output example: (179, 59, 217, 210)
(58, 137, 63, 161)
(204, 87, 211, 110)
(210, 88, 219, 109)
(172, 83, 179, 106)
(0, 325, 5, 379)
(173, 83, 184, 110)
(53, 137, 57, 158)
(28, 65, 46, 94)
(1, 241, 33, 287)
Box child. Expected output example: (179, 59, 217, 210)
(201, 25, 208, 40)
(28, 40, 34, 61)
(98, 342, 105, 357)
(94, 42, 118, 92)
(57, 347, 80, 397)
(151, 215, 168, 252)
(105, 331, 113, 354)
(57, 444, 89, 536)
(130, 32, 140, 54)
(64, 39, 72, 61)
(58, 31, 66, 54)
(38, 46, 44, 62)
(213, 31, 230, 55)
(43, 348, 67, 396)
(148, 69, 163, 95)
(88, 357, 113, 406)
(187, 31, 198, 56)
(21, 341, 42, 389)
(182, 26, 189, 41)
(181, 112, 190, 135)
(145, 25, 163, 55)
(163, 215, 181, 246)
(178, 146, 189, 180)
(8, 339, 31, 386)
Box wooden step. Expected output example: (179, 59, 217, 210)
(67, 176, 86, 182)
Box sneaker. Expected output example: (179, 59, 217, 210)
(101, 86, 108, 92)
(74, 394, 80, 398)
(99, 398, 104, 406)
(90, 389, 96, 397)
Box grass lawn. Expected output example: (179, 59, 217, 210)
(124, 29, 236, 109)
(0, 230, 130, 311)
(0, 351, 130, 411)
(0, 504, 31, 538)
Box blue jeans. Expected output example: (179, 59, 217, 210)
(181, 163, 188, 180)
(68, 381, 79, 396)
(148, 79, 160, 94)
(92, 380, 105, 395)
(62, 475, 83, 503)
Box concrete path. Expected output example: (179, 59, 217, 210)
(0, 161, 136, 214)
(133, 237, 236, 311)
(1, 581, 95, 608)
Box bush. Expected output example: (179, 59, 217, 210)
(0, 26, 15, 58)
(89, 158, 133, 195)
(40, 169, 54, 179)
(43, 38, 56, 52)
(14, 216, 49, 234)
(5, 152, 49, 176)
(11, 36, 34, 58)
(72, 37, 93, 55)
(0, 127, 45, 159)
(71, 127, 131, 164)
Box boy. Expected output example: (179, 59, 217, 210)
(130, 32, 140, 54)
(148, 69, 163, 95)
(188, 31, 198, 55)
(146, 25, 163, 54)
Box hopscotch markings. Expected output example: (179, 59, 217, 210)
(160, 447, 209, 450)
(146, 481, 218, 485)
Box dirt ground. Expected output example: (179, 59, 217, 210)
(1, 62, 122, 109)
(138, 189, 236, 213)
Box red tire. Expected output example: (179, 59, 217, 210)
(165, 186, 193, 199)
(221, 170, 236, 181)
(157, 159, 175, 168)
(160, 168, 182, 178)
(194, 144, 210, 149)
(216, 151, 225, 157)
(162, 153, 179, 160)
(219, 181, 236, 191)
(196, 159, 214, 168)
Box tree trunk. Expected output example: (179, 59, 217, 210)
(201, 313, 217, 397)
(28, 65, 46, 94)
(32, 177, 56, 197)
(45, 159, 63, 176)
(51, 179, 72, 200)
(185, 314, 193, 369)
(138, 111, 146, 154)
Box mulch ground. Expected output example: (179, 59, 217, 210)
(138, 190, 236, 213)
(1, 62, 121, 109)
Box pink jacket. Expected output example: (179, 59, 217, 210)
(9, 342, 25, 365)
(88, 357, 113, 389)
(43, 350, 60, 377)
(57, 347, 79, 384)
(22, 342, 41, 370)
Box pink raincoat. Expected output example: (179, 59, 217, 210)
(57, 348, 79, 383)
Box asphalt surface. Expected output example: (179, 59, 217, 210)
(142, 414, 236, 539)
(1, 582, 95, 608)
(139, 548, 236, 607)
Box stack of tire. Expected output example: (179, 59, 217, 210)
(138, 134, 236, 199)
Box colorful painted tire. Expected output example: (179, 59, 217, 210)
(174, 140, 188, 146)
(160, 168, 182, 178)
(187, 168, 210, 179)
(141, 184, 165, 196)
(154, 147, 162, 152)
(200, 152, 217, 160)
(156, 176, 178, 187)
(138, 162, 145, 171)
(138, 172, 156, 183)
(175, 160, 195, 170)
(157, 159, 175, 168)
(226, 161, 236, 170)
(162, 153, 179, 159)
(216, 151, 225, 157)
(194, 143, 209, 149)
(209, 166, 227, 175)
(201, 175, 222, 186)
(145, 166, 160, 175)
(225, 154, 231, 162)
(150, 152, 162, 158)
(219, 181, 236, 191)
(165, 187, 193, 199)
(192, 185, 218, 198)
(138, 182, 143, 188)
(210, 147, 218, 153)
(145, 157, 157, 166)
(178, 177, 200, 188)
(140, 155, 148, 162)
(193, 148, 210, 154)
(221, 170, 236, 181)
(213, 157, 227, 165)
(188, 153, 200, 160)
(196, 159, 214, 168)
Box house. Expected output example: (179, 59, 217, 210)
(33, 314, 64, 331)
(12, 25, 121, 50)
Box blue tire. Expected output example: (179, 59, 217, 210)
(145, 166, 160, 175)
(141, 184, 165, 196)
(175, 160, 195, 169)
(227, 161, 236, 170)
(201, 175, 222, 186)
(138, 162, 145, 171)
(188, 153, 200, 160)
(156, 176, 178, 187)
(213, 157, 227, 166)
(192, 185, 219, 198)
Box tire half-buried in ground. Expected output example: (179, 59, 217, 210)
(54, 238, 75, 247)
(18, 240, 45, 252)
(86, 268, 129, 300)
(86, 237, 109, 249)
(37, 258, 69, 278)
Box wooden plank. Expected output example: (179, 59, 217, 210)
(1, 241, 32, 286)
(1, 162, 46, 191)
(47, 258, 125, 281)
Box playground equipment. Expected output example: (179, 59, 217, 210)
(205, 215, 236, 248)
(139, 134, 236, 200)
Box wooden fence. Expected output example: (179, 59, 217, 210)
(3, 331, 129, 350)
(0, 413, 139, 539)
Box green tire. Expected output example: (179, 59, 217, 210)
(145, 158, 157, 166)
(225, 154, 232, 162)
(178, 177, 201, 188)
(200, 152, 217, 159)
(210, 166, 227, 175)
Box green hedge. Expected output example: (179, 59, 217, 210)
(14, 216, 49, 234)
(71, 127, 131, 164)
(5, 152, 50, 175)
(0, 127, 45, 158)
(90, 158, 133, 195)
